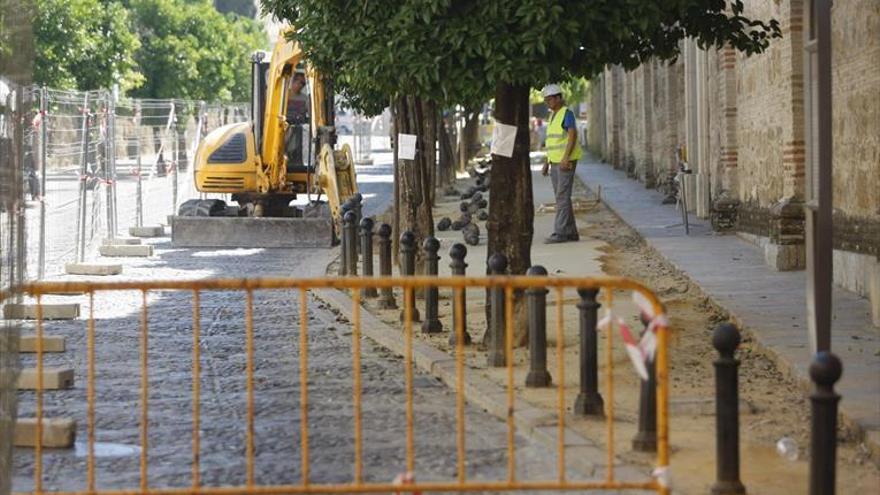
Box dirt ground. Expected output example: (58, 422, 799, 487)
(585, 195, 879, 494)
(366, 173, 879, 494)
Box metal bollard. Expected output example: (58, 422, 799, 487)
(525, 265, 552, 387)
(487, 253, 508, 367)
(339, 202, 353, 275)
(352, 194, 363, 256)
(359, 217, 378, 298)
(448, 243, 471, 346)
(399, 230, 421, 322)
(343, 211, 358, 276)
(710, 323, 745, 495)
(377, 223, 397, 309)
(574, 288, 604, 416)
(809, 351, 842, 495)
(632, 311, 657, 452)
(421, 236, 442, 333)
(352, 192, 364, 223)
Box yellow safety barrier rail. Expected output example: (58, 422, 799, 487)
(3, 275, 670, 495)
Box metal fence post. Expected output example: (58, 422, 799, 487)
(107, 91, 118, 238)
(344, 211, 358, 276)
(421, 236, 442, 333)
(711, 323, 745, 495)
(448, 243, 471, 346)
(359, 217, 378, 298)
(377, 223, 397, 309)
(75, 93, 91, 263)
(525, 265, 552, 387)
(135, 101, 143, 227)
(809, 351, 842, 495)
(487, 253, 508, 367)
(633, 312, 657, 452)
(574, 288, 604, 416)
(399, 230, 421, 322)
(38, 86, 48, 279)
(171, 124, 179, 216)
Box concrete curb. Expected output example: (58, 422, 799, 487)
(314, 285, 652, 484)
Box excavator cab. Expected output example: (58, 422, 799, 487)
(172, 29, 359, 248)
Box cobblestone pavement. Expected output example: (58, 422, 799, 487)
(12, 163, 578, 494)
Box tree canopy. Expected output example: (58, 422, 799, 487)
(127, 0, 266, 101)
(32, 0, 267, 101)
(33, 0, 142, 91)
(261, 0, 780, 115)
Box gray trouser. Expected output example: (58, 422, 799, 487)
(285, 124, 305, 169)
(550, 163, 578, 237)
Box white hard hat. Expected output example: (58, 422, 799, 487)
(541, 84, 562, 98)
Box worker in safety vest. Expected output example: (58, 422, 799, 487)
(540, 84, 582, 243)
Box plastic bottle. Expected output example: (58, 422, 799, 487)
(776, 437, 799, 461)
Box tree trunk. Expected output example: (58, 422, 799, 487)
(438, 113, 456, 188)
(422, 100, 437, 208)
(393, 95, 435, 275)
(484, 82, 534, 348)
(391, 100, 400, 264)
(458, 109, 479, 172)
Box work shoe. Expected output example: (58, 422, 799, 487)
(544, 234, 568, 244)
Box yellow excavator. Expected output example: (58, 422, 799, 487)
(171, 28, 358, 248)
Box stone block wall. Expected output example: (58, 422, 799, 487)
(588, 0, 879, 318)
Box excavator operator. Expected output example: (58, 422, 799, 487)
(285, 71, 310, 172)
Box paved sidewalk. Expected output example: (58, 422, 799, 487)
(575, 153, 880, 457)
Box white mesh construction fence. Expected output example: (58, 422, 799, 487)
(23, 87, 247, 281)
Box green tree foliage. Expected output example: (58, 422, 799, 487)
(529, 78, 589, 107)
(261, 0, 779, 114)
(127, 0, 266, 102)
(32, 0, 265, 100)
(33, 0, 142, 91)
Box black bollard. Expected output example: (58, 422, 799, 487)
(421, 236, 442, 333)
(339, 201, 353, 275)
(399, 231, 420, 323)
(487, 253, 508, 367)
(710, 323, 745, 495)
(343, 211, 358, 276)
(359, 217, 378, 298)
(448, 243, 471, 346)
(525, 265, 552, 387)
(377, 224, 397, 309)
(345, 198, 360, 257)
(352, 192, 364, 223)
(632, 311, 657, 452)
(574, 288, 604, 416)
(809, 351, 842, 495)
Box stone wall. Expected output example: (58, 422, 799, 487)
(830, 0, 880, 219)
(588, 0, 879, 321)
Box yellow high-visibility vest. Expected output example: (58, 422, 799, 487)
(546, 105, 582, 163)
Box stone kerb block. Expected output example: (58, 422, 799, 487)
(20, 335, 66, 353)
(99, 244, 154, 257)
(65, 263, 123, 276)
(14, 418, 77, 448)
(129, 225, 165, 238)
(3, 304, 80, 320)
(102, 237, 142, 245)
(18, 367, 75, 390)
